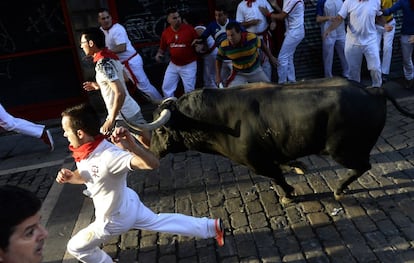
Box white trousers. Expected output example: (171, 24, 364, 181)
(124, 54, 163, 101)
(221, 60, 233, 86)
(376, 19, 396, 75)
(67, 188, 216, 263)
(257, 34, 272, 80)
(277, 29, 304, 84)
(201, 48, 218, 88)
(261, 59, 272, 81)
(228, 67, 270, 87)
(344, 40, 382, 87)
(401, 35, 414, 81)
(322, 35, 349, 78)
(0, 103, 44, 138)
(162, 61, 197, 98)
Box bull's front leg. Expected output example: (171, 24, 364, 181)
(274, 177, 295, 205)
(334, 168, 366, 200)
(253, 163, 295, 205)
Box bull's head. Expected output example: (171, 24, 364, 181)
(124, 95, 242, 158)
(122, 97, 188, 158)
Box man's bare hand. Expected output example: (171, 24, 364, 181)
(110, 126, 135, 150)
(100, 119, 115, 136)
(56, 168, 74, 184)
(384, 24, 393, 32)
(82, 81, 100, 91)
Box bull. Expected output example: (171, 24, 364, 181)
(126, 77, 414, 204)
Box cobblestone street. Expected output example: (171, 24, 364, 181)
(2, 85, 414, 263)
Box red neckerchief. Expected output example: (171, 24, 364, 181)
(93, 48, 119, 63)
(69, 134, 106, 162)
(246, 0, 256, 7)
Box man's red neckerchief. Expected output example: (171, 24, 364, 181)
(93, 48, 119, 63)
(69, 134, 106, 162)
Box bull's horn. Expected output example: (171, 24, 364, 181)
(122, 109, 171, 131)
(161, 97, 177, 104)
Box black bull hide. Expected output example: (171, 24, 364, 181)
(138, 78, 413, 203)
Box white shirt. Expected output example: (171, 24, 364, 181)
(101, 23, 137, 62)
(77, 139, 133, 219)
(236, 0, 274, 33)
(283, 0, 305, 33)
(95, 57, 141, 119)
(338, 0, 382, 45)
(320, 0, 346, 39)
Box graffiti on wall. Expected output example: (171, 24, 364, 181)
(0, 0, 68, 55)
(114, 0, 210, 64)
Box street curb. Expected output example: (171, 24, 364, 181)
(41, 155, 73, 227)
(62, 197, 94, 262)
(42, 156, 87, 263)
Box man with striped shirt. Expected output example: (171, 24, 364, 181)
(216, 22, 277, 87)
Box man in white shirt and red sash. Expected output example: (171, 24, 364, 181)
(98, 8, 162, 103)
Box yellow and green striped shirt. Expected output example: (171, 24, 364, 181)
(217, 32, 262, 73)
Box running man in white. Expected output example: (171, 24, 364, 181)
(56, 103, 225, 263)
(260, 0, 305, 84)
(316, 0, 349, 78)
(80, 27, 151, 147)
(98, 8, 162, 103)
(323, 0, 386, 87)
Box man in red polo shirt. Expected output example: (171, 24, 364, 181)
(155, 8, 199, 98)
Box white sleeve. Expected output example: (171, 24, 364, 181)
(236, 3, 244, 22)
(337, 0, 349, 19)
(105, 146, 134, 175)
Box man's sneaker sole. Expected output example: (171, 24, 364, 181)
(215, 218, 225, 247)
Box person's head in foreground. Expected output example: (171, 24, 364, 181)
(0, 185, 48, 263)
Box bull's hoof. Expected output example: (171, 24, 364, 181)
(293, 167, 305, 175)
(290, 160, 307, 174)
(280, 196, 294, 205)
(334, 191, 344, 201)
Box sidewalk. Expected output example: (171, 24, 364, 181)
(1, 81, 414, 262)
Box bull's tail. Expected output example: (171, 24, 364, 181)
(355, 79, 414, 119)
(382, 82, 414, 119)
(384, 91, 414, 119)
